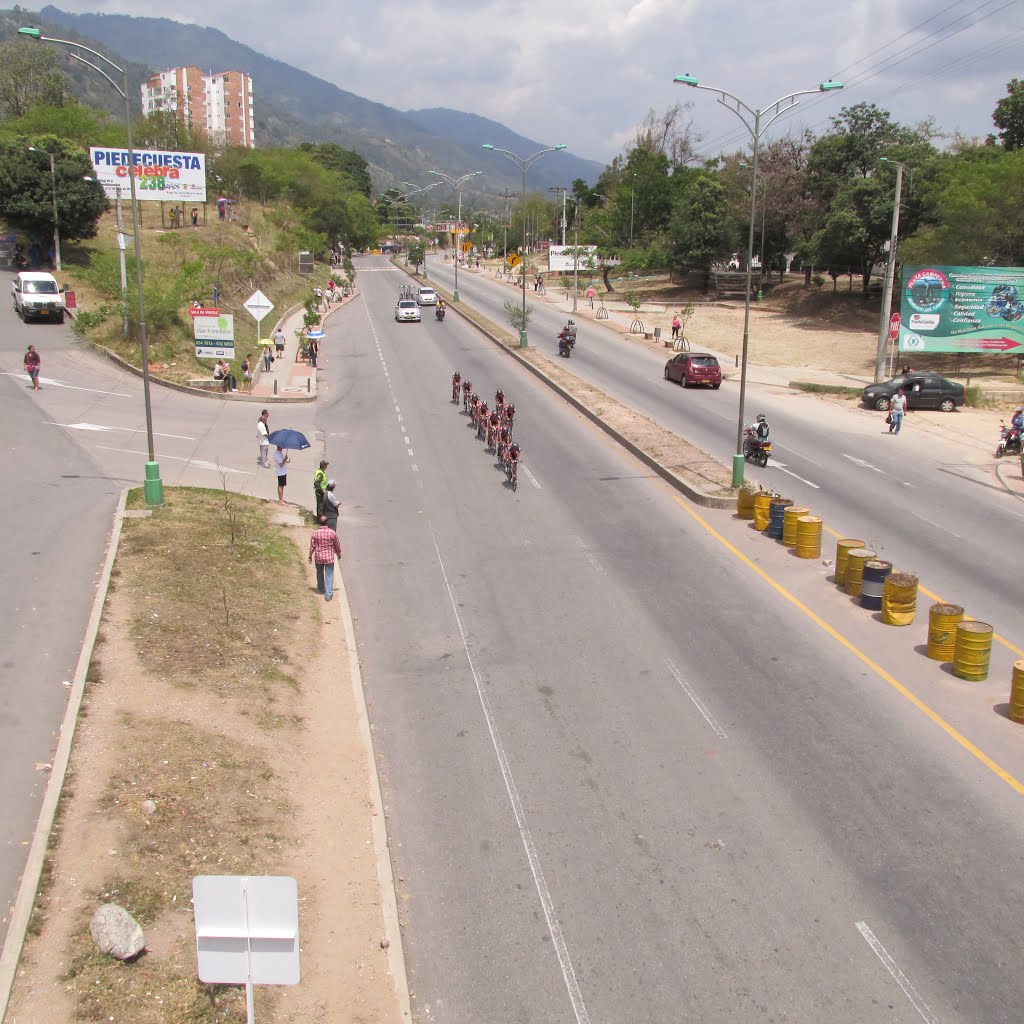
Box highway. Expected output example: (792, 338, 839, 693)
(327, 258, 1024, 1024)
(426, 255, 1024, 644)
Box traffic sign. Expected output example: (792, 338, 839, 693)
(243, 289, 274, 321)
(888, 312, 900, 341)
(190, 306, 220, 318)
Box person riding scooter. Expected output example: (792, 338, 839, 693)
(436, 299, 446, 321)
(558, 320, 576, 357)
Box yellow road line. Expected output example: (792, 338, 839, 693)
(821, 523, 1024, 659)
(679, 497, 1024, 797)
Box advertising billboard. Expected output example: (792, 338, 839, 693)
(548, 245, 599, 273)
(899, 265, 1024, 355)
(89, 147, 207, 203)
(194, 313, 235, 359)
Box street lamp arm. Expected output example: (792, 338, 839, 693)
(19, 30, 127, 92)
(67, 51, 125, 97)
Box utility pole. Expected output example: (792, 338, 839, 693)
(498, 190, 517, 264)
(549, 185, 567, 246)
(572, 196, 581, 314)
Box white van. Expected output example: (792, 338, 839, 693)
(12, 271, 64, 323)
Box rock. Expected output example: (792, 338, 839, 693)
(90, 904, 145, 960)
(141, 799, 157, 816)
(380, 937, 390, 950)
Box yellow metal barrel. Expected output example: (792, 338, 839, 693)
(782, 506, 809, 548)
(835, 538, 866, 586)
(926, 603, 965, 661)
(737, 487, 757, 520)
(952, 621, 993, 681)
(753, 492, 774, 531)
(844, 548, 876, 597)
(881, 572, 919, 626)
(794, 515, 822, 559)
(1009, 662, 1024, 724)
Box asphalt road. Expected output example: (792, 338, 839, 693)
(426, 256, 1024, 639)
(326, 258, 1024, 1024)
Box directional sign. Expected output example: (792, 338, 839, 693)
(506, 254, 522, 269)
(190, 306, 220, 318)
(243, 289, 274, 321)
(888, 312, 900, 341)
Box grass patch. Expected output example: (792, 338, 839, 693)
(790, 381, 863, 397)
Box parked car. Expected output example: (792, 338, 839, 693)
(12, 271, 64, 323)
(861, 373, 965, 412)
(417, 287, 438, 306)
(664, 352, 722, 389)
(395, 299, 422, 322)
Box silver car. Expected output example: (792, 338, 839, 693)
(417, 287, 438, 306)
(395, 299, 421, 322)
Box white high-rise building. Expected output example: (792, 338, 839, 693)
(141, 66, 255, 148)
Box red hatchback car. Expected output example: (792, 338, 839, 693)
(664, 352, 722, 389)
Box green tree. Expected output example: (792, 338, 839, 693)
(135, 110, 208, 154)
(0, 136, 107, 248)
(407, 240, 425, 272)
(668, 174, 735, 274)
(0, 42, 69, 119)
(0, 102, 122, 147)
(992, 79, 1024, 150)
(299, 142, 373, 197)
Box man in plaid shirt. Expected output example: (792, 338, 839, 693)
(308, 515, 342, 602)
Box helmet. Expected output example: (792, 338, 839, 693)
(506, 403, 515, 415)
(756, 413, 767, 423)
(496, 388, 505, 399)
(1016, 407, 1022, 413)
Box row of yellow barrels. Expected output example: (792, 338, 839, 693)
(740, 489, 1022, 712)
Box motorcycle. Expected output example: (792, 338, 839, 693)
(995, 421, 1022, 458)
(742, 428, 772, 467)
(557, 322, 576, 358)
(436, 306, 446, 322)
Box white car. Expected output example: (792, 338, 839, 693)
(417, 287, 438, 306)
(12, 271, 64, 323)
(395, 299, 421, 322)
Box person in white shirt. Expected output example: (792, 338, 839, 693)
(889, 389, 907, 434)
(257, 409, 271, 467)
(274, 446, 290, 504)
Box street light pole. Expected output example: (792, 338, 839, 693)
(675, 72, 844, 487)
(572, 196, 581, 315)
(27, 146, 61, 270)
(429, 170, 482, 302)
(482, 143, 567, 347)
(499, 190, 517, 265)
(629, 172, 636, 249)
(874, 157, 908, 384)
(402, 180, 443, 277)
(22, 25, 164, 505)
(85, 175, 128, 337)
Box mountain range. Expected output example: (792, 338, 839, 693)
(29, 6, 604, 201)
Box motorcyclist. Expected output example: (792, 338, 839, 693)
(745, 413, 770, 454)
(436, 299, 446, 320)
(1011, 406, 1023, 438)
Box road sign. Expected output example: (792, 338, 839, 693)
(243, 289, 274, 321)
(461, 241, 473, 254)
(190, 306, 220, 318)
(888, 312, 900, 341)
(193, 313, 235, 359)
(507, 254, 522, 269)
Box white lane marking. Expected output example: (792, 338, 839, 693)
(50, 421, 195, 440)
(842, 453, 885, 474)
(521, 464, 541, 489)
(94, 445, 251, 474)
(431, 532, 592, 1024)
(775, 443, 823, 468)
(771, 462, 820, 489)
(403, 435, 410, 445)
(574, 535, 606, 575)
(407, 448, 415, 457)
(910, 510, 962, 539)
(411, 464, 419, 472)
(856, 921, 938, 1024)
(4, 372, 130, 397)
(664, 657, 728, 739)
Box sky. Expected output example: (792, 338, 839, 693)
(50, 0, 1024, 165)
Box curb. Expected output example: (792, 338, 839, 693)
(995, 459, 1024, 500)
(392, 259, 735, 509)
(0, 489, 128, 1022)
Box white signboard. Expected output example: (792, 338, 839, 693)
(243, 290, 274, 320)
(193, 875, 300, 986)
(89, 147, 207, 203)
(548, 244, 599, 273)
(194, 313, 235, 359)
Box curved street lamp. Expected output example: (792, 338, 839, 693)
(27, 145, 61, 271)
(429, 170, 482, 301)
(482, 143, 567, 347)
(20, 25, 163, 506)
(400, 180, 443, 275)
(674, 73, 843, 487)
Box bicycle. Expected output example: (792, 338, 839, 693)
(452, 373, 462, 403)
(507, 450, 520, 491)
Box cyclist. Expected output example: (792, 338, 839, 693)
(494, 387, 506, 411)
(507, 441, 521, 483)
(452, 370, 462, 402)
(487, 407, 502, 448)
(503, 403, 516, 432)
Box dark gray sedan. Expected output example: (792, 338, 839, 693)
(861, 373, 965, 412)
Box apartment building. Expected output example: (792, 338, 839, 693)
(141, 66, 255, 148)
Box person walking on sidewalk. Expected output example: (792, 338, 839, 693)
(322, 479, 340, 531)
(242, 354, 253, 393)
(671, 315, 680, 340)
(257, 409, 271, 467)
(262, 346, 273, 373)
(889, 389, 907, 435)
(272, 327, 286, 359)
(586, 285, 595, 308)
(313, 459, 329, 517)
(274, 446, 290, 504)
(24, 344, 41, 390)
(308, 337, 319, 368)
(308, 515, 342, 601)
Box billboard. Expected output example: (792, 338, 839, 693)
(548, 245, 599, 273)
(899, 265, 1024, 355)
(89, 147, 207, 203)
(194, 313, 235, 359)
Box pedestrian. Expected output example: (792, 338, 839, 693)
(308, 515, 341, 601)
(888, 389, 907, 434)
(274, 446, 290, 504)
(273, 327, 286, 359)
(322, 479, 340, 531)
(671, 315, 680, 340)
(212, 283, 220, 306)
(257, 409, 271, 467)
(242, 353, 253, 393)
(308, 338, 319, 368)
(263, 346, 273, 372)
(217, 197, 226, 220)
(586, 285, 595, 308)
(191, 206, 199, 228)
(313, 459, 329, 517)
(24, 344, 41, 390)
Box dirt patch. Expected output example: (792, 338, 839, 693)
(7, 490, 405, 1024)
